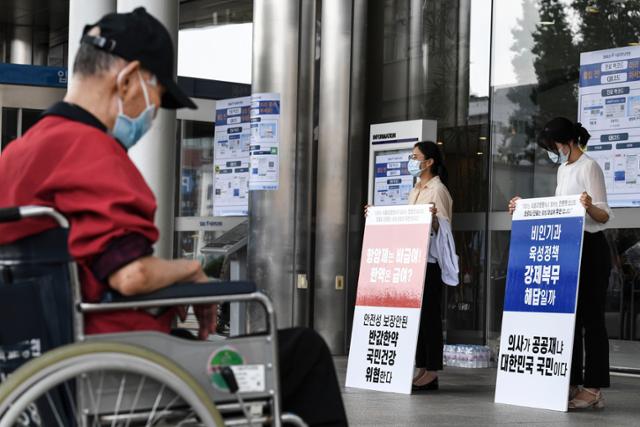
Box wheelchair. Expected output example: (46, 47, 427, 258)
(0, 206, 307, 427)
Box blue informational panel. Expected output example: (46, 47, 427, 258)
(579, 46, 640, 207)
(495, 195, 585, 412)
(367, 120, 438, 206)
(0, 63, 67, 88)
(373, 150, 413, 206)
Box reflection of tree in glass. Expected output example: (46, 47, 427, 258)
(503, 0, 577, 166)
(531, 0, 579, 137)
(501, 0, 538, 165)
(506, 0, 640, 165)
(422, 0, 462, 127)
(573, 0, 640, 50)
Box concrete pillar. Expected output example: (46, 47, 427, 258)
(314, 0, 354, 353)
(10, 26, 32, 65)
(32, 28, 49, 66)
(68, 0, 116, 82)
(118, 0, 179, 259)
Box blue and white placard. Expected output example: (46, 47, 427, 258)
(495, 195, 585, 412)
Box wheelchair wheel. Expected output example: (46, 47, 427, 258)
(0, 341, 223, 427)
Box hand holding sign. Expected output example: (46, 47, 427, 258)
(508, 196, 521, 215)
(579, 192, 592, 210)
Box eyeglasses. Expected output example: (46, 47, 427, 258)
(408, 154, 425, 161)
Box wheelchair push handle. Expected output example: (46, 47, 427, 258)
(0, 205, 69, 228)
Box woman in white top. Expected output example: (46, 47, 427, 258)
(408, 141, 454, 391)
(509, 117, 612, 409)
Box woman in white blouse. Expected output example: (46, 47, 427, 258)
(509, 117, 612, 409)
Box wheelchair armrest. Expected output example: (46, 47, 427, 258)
(101, 280, 257, 303)
(80, 280, 276, 332)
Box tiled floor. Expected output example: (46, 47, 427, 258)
(335, 357, 640, 426)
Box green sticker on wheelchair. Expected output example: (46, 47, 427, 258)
(208, 347, 244, 391)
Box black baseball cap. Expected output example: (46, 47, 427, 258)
(80, 7, 196, 110)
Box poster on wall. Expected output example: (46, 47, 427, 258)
(249, 93, 280, 191)
(346, 204, 432, 394)
(495, 195, 585, 412)
(373, 150, 414, 206)
(579, 46, 640, 207)
(213, 97, 251, 216)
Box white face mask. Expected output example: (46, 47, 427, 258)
(547, 145, 571, 164)
(408, 159, 425, 177)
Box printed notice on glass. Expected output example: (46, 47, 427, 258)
(373, 150, 414, 206)
(346, 204, 432, 394)
(579, 46, 640, 207)
(249, 93, 280, 191)
(213, 97, 251, 216)
(495, 195, 585, 412)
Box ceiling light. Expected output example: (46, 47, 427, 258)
(479, 136, 487, 141)
(539, 21, 554, 25)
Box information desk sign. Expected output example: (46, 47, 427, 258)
(346, 204, 432, 394)
(495, 195, 585, 411)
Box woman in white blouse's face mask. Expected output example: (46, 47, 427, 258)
(554, 142, 572, 161)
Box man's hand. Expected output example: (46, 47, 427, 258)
(508, 196, 521, 215)
(194, 303, 218, 340)
(186, 265, 219, 340)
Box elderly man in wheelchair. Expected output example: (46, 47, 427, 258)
(0, 7, 347, 427)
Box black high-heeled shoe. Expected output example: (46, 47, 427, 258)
(412, 376, 439, 391)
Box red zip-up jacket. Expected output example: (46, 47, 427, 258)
(0, 103, 175, 334)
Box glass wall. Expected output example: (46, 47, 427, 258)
(174, 0, 253, 273)
(489, 0, 640, 365)
(365, 0, 492, 344)
(175, 118, 226, 274)
(363, 0, 640, 357)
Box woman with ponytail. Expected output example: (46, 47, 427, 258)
(407, 141, 455, 390)
(508, 117, 612, 409)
